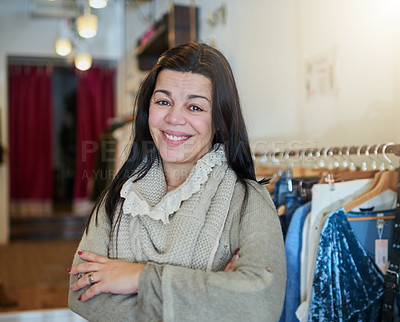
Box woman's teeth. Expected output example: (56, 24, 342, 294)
(164, 133, 190, 141)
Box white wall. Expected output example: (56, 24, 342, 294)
(297, 0, 400, 147)
(196, 0, 299, 150)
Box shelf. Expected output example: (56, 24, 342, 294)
(136, 24, 168, 57)
(136, 4, 198, 71)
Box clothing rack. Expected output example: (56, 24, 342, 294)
(253, 143, 400, 158)
(253, 143, 400, 171)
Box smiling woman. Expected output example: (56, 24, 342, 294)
(68, 42, 286, 322)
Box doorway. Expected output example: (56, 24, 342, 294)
(8, 58, 115, 240)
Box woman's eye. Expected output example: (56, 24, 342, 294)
(188, 105, 203, 112)
(156, 100, 171, 106)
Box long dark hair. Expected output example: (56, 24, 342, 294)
(88, 42, 265, 231)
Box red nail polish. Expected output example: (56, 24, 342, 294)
(67, 267, 71, 273)
(78, 251, 83, 256)
(233, 248, 240, 256)
(78, 296, 82, 301)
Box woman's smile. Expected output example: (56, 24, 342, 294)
(162, 130, 192, 144)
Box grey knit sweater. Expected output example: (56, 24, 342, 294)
(68, 158, 286, 321)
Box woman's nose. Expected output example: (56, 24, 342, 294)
(165, 106, 186, 125)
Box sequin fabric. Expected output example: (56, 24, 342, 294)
(309, 208, 384, 321)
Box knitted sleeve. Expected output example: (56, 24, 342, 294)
(136, 181, 287, 322)
(68, 205, 139, 321)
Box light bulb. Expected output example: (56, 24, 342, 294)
(55, 38, 72, 56)
(75, 53, 92, 71)
(89, 0, 107, 9)
(77, 14, 98, 39)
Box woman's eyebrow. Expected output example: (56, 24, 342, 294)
(187, 94, 211, 103)
(154, 89, 171, 96)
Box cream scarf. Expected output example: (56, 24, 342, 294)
(109, 145, 237, 271)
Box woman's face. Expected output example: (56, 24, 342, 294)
(149, 69, 214, 169)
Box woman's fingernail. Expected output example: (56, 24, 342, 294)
(78, 251, 83, 256)
(234, 254, 239, 261)
(67, 267, 71, 273)
(233, 248, 240, 256)
(78, 296, 82, 301)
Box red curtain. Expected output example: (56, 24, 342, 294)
(73, 66, 115, 214)
(9, 65, 53, 217)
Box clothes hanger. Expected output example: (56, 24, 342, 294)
(374, 144, 387, 171)
(345, 146, 357, 171)
(382, 142, 396, 171)
(343, 144, 398, 213)
(347, 214, 395, 221)
(343, 170, 397, 213)
(328, 147, 341, 169)
(272, 148, 326, 178)
(333, 145, 378, 182)
(346, 143, 398, 220)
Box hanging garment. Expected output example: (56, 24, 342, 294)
(280, 202, 312, 322)
(273, 174, 319, 237)
(297, 179, 374, 321)
(308, 208, 399, 321)
(348, 208, 396, 261)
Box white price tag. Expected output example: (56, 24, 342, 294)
(375, 239, 388, 274)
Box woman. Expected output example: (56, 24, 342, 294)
(68, 42, 286, 321)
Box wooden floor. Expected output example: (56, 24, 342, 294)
(0, 240, 80, 313)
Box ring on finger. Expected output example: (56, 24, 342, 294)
(87, 272, 95, 285)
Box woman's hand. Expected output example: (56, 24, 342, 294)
(224, 248, 240, 272)
(68, 251, 146, 302)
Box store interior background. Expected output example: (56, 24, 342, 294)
(1, 0, 400, 314)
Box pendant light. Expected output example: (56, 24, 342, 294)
(89, 0, 107, 9)
(76, 4, 98, 39)
(55, 38, 72, 56)
(74, 53, 92, 71)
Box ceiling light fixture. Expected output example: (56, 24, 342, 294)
(89, 0, 108, 9)
(55, 38, 72, 56)
(76, 4, 98, 39)
(74, 53, 92, 71)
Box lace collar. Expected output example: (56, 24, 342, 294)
(120, 144, 227, 224)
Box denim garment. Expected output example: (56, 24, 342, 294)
(347, 208, 396, 260)
(280, 202, 312, 322)
(273, 169, 294, 207)
(309, 209, 385, 321)
(273, 175, 317, 238)
(273, 171, 293, 238)
(348, 208, 400, 320)
(273, 174, 318, 208)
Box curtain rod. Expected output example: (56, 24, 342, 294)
(253, 143, 400, 158)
